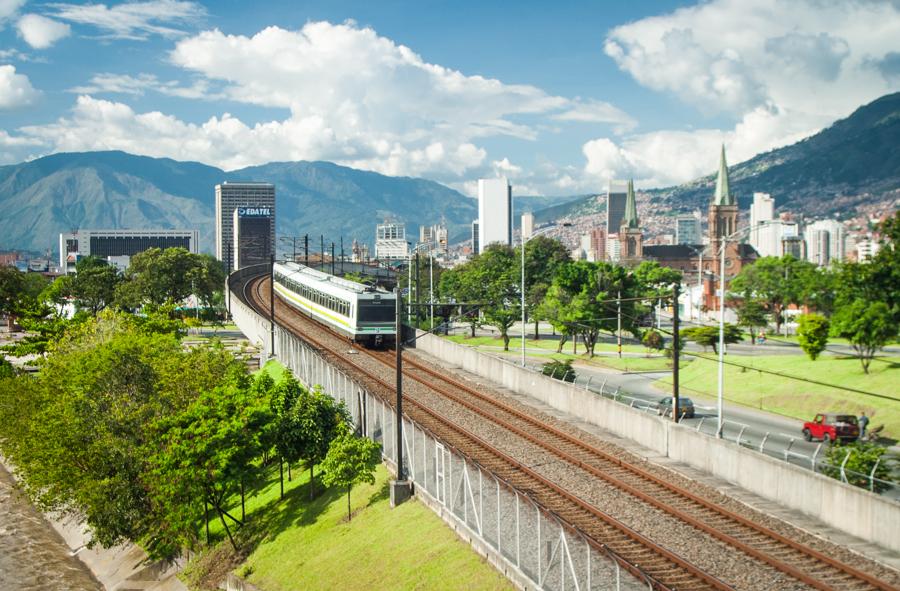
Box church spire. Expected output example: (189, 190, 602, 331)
(622, 179, 639, 229)
(713, 144, 734, 206)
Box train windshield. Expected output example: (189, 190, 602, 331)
(358, 302, 395, 323)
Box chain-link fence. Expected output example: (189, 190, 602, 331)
(275, 327, 659, 591)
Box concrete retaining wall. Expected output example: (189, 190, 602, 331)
(414, 331, 900, 553)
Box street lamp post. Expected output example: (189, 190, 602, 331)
(520, 225, 568, 367)
(714, 219, 778, 436)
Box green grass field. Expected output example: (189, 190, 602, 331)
(189, 462, 511, 591)
(184, 359, 511, 590)
(658, 354, 900, 437)
(444, 334, 678, 372)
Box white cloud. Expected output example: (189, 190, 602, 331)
(47, 0, 204, 40)
(0, 0, 25, 22)
(0, 64, 40, 109)
(17, 14, 71, 48)
(12, 21, 633, 182)
(552, 99, 637, 133)
(590, 0, 900, 187)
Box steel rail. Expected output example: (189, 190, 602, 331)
(242, 275, 730, 591)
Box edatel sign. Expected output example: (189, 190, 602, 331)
(237, 207, 272, 217)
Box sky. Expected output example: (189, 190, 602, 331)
(1, 0, 899, 196)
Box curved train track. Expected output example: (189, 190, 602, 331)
(238, 273, 899, 591)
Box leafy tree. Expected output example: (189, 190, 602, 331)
(822, 441, 895, 493)
(642, 329, 665, 353)
(797, 313, 830, 360)
(320, 422, 381, 521)
(0, 311, 247, 559)
(730, 256, 814, 333)
(0, 265, 24, 317)
(70, 256, 121, 314)
(734, 295, 769, 344)
(520, 236, 570, 338)
(42, 275, 73, 315)
(830, 300, 897, 373)
(118, 248, 225, 309)
(439, 266, 482, 337)
(680, 324, 743, 354)
(0, 355, 14, 379)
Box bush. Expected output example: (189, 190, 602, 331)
(542, 359, 576, 382)
(641, 329, 665, 353)
(821, 441, 895, 493)
(797, 313, 829, 360)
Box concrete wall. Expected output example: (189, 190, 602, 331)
(414, 331, 900, 553)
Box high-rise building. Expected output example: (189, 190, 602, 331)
(856, 237, 880, 261)
(419, 222, 449, 255)
(590, 228, 607, 261)
(471, 221, 480, 255)
(233, 206, 274, 269)
(59, 228, 198, 274)
(215, 182, 275, 272)
(805, 219, 845, 266)
(521, 212, 534, 241)
(477, 178, 512, 253)
(374, 221, 408, 261)
(605, 180, 628, 240)
(675, 211, 702, 245)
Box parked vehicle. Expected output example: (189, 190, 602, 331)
(657, 396, 695, 419)
(802, 414, 859, 444)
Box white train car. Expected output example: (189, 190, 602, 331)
(273, 261, 395, 347)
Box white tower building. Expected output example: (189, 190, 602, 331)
(477, 178, 512, 254)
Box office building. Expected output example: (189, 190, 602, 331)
(590, 228, 607, 261)
(59, 228, 198, 273)
(675, 211, 702, 245)
(374, 221, 409, 261)
(782, 235, 805, 259)
(471, 221, 480, 255)
(477, 178, 512, 254)
(521, 212, 534, 241)
(233, 206, 274, 269)
(419, 222, 449, 255)
(806, 219, 845, 266)
(215, 182, 275, 272)
(605, 180, 628, 241)
(856, 238, 880, 261)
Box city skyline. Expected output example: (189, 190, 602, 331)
(1, 0, 899, 196)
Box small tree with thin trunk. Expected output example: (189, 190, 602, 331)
(320, 423, 381, 521)
(797, 313, 829, 360)
(830, 300, 897, 374)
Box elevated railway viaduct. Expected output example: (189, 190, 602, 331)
(227, 265, 900, 591)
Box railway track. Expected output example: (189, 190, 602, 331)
(238, 273, 899, 591)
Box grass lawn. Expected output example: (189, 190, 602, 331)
(657, 354, 900, 437)
(258, 358, 287, 383)
(444, 334, 679, 372)
(188, 463, 511, 591)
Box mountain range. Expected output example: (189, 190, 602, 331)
(539, 91, 900, 225)
(1, 92, 898, 255)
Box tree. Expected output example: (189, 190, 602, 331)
(0, 266, 24, 318)
(797, 313, 830, 360)
(118, 247, 225, 309)
(680, 324, 743, 354)
(642, 329, 665, 353)
(520, 236, 570, 338)
(439, 266, 482, 337)
(70, 256, 121, 314)
(735, 295, 769, 344)
(822, 441, 895, 493)
(830, 300, 897, 374)
(320, 422, 381, 521)
(729, 256, 814, 333)
(148, 372, 273, 555)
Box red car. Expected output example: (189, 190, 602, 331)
(802, 414, 859, 444)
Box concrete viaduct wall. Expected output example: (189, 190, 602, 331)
(413, 331, 900, 554)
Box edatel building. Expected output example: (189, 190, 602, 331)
(215, 182, 276, 271)
(233, 206, 274, 269)
(59, 228, 198, 274)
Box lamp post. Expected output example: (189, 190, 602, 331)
(714, 219, 778, 436)
(520, 225, 568, 367)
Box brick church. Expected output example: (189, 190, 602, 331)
(637, 146, 759, 311)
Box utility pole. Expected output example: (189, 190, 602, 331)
(269, 253, 276, 358)
(390, 288, 410, 506)
(331, 242, 335, 275)
(304, 234, 309, 268)
(429, 252, 434, 331)
(320, 235, 325, 272)
(672, 283, 680, 422)
(617, 290, 622, 359)
(340, 236, 344, 275)
(415, 251, 420, 325)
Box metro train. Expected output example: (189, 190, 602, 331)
(272, 261, 396, 347)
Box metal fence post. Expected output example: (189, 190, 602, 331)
(870, 458, 881, 492)
(840, 449, 853, 483)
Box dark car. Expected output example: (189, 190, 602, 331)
(802, 414, 859, 444)
(657, 396, 695, 419)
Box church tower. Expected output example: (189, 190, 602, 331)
(619, 179, 643, 262)
(708, 145, 739, 260)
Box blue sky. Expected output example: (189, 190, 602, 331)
(1, 0, 898, 195)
